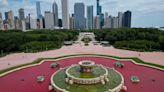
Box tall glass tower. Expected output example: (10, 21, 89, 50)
(123, 11, 132, 28)
(61, 0, 69, 29)
(52, 1, 58, 27)
(36, 1, 42, 19)
(87, 6, 93, 29)
(97, 0, 102, 15)
(74, 3, 85, 29)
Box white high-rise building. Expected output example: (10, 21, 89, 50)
(118, 12, 123, 28)
(104, 12, 110, 28)
(52, 1, 58, 27)
(14, 17, 20, 30)
(61, 0, 69, 29)
(108, 16, 112, 28)
(21, 20, 26, 31)
(7, 11, 15, 29)
(94, 15, 100, 29)
(112, 17, 119, 28)
(30, 17, 37, 29)
(45, 11, 54, 29)
(104, 13, 112, 28)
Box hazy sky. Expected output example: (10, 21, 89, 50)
(0, 0, 164, 27)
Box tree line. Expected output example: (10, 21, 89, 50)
(0, 28, 163, 57)
(92, 28, 164, 51)
(0, 29, 78, 56)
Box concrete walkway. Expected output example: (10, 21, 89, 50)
(0, 44, 164, 70)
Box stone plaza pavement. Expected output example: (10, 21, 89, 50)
(0, 44, 164, 70)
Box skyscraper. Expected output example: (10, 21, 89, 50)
(97, 0, 102, 15)
(19, 8, 25, 20)
(30, 17, 37, 29)
(104, 12, 112, 28)
(70, 14, 75, 29)
(118, 12, 123, 28)
(100, 13, 104, 28)
(112, 17, 119, 28)
(36, 1, 42, 19)
(123, 11, 132, 28)
(52, 1, 58, 27)
(44, 11, 54, 29)
(94, 15, 100, 29)
(97, 0, 103, 29)
(61, 0, 69, 29)
(87, 6, 93, 29)
(5, 12, 8, 20)
(0, 12, 2, 19)
(14, 16, 20, 30)
(74, 3, 85, 29)
(6, 11, 14, 29)
(37, 18, 43, 29)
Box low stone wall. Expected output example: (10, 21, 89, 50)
(51, 68, 69, 92)
(51, 67, 124, 92)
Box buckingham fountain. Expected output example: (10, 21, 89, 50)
(50, 60, 126, 92)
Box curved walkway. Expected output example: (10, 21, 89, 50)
(0, 44, 164, 70)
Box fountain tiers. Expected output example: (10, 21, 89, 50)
(65, 60, 109, 85)
(51, 60, 125, 92)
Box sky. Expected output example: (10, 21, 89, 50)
(0, 0, 164, 27)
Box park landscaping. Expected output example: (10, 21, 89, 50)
(52, 68, 122, 92)
(0, 55, 163, 92)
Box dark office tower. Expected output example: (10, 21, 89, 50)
(36, 1, 42, 19)
(58, 19, 62, 27)
(100, 13, 104, 28)
(5, 12, 8, 20)
(97, 0, 102, 15)
(123, 10, 132, 28)
(19, 8, 25, 20)
(52, 1, 58, 27)
(74, 3, 85, 29)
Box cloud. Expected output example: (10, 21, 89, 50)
(0, 0, 8, 7)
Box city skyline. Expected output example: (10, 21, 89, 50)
(0, 0, 164, 27)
